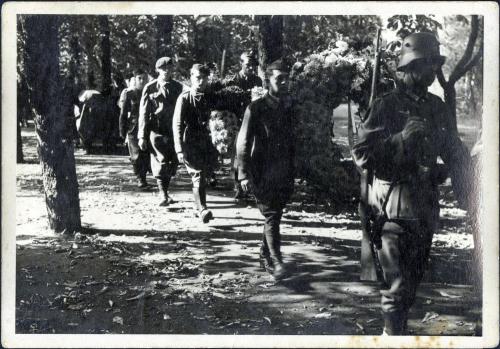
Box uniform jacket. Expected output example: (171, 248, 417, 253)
(236, 93, 295, 204)
(352, 86, 472, 228)
(118, 88, 142, 139)
(138, 79, 183, 140)
(172, 90, 217, 170)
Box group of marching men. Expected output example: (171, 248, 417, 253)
(117, 33, 475, 335)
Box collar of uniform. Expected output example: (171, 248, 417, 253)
(264, 92, 280, 109)
(397, 85, 429, 103)
(157, 79, 174, 88)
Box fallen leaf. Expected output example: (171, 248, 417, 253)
(112, 316, 123, 325)
(67, 303, 85, 311)
(258, 283, 274, 289)
(97, 286, 109, 295)
(163, 314, 171, 320)
(438, 290, 462, 299)
(355, 322, 365, 331)
(263, 317, 272, 325)
(126, 291, 146, 301)
(108, 300, 114, 307)
(421, 312, 439, 323)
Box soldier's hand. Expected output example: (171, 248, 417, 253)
(240, 179, 251, 192)
(402, 117, 429, 144)
(138, 138, 147, 151)
(177, 152, 185, 163)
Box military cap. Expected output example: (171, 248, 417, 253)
(190, 63, 210, 76)
(266, 59, 290, 74)
(155, 56, 173, 70)
(397, 32, 446, 71)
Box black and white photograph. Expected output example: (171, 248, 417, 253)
(2, 1, 499, 348)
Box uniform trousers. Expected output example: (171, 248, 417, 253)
(257, 199, 285, 263)
(127, 133, 150, 179)
(184, 161, 208, 212)
(377, 220, 433, 334)
(149, 131, 178, 180)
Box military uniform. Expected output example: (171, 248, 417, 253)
(119, 87, 150, 186)
(236, 92, 295, 276)
(353, 32, 474, 335)
(172, 89, 218, 220)
(353, 85, 472, 334)
(222, 71, 263, 198)
(138, 78, 183, 199)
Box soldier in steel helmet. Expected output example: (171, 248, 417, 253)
(119, 68, 151, 189)
(138, 57, 183, 206)
(236, 59, 295, 281)
(173, 64, 218, 223)
(352, 32, 473, 335)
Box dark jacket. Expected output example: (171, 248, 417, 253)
(172, 90, 217, 170)
(118, 88, 142, 139)
(236, 93, 295, 204)
(138, 79, 183, 140)
(352, 86, 472, 228)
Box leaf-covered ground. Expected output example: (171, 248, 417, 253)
(15, 113, 481, 335)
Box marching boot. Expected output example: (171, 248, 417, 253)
(133, 163, 148, 188)
(259, 242, 274, 273)
(157, 178, 175, 206)
(270, 256, 287, 281)
(137, 177, 148, 188)
(193, 186, 213, 223)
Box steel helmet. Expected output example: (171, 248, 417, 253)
(397, 32, 446, 71)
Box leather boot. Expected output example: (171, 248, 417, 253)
(259, 243, 274, 272)
(157, 178, 175, 206)
(134, 164, 148, 188)
(270, 255, 288, 281)
(193, 186, 213, 223)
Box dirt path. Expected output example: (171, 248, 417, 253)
(16, 126, 480, 335)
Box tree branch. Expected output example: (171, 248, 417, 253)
(449, 15, 479, 84)
(463, 40, 483, 73)
(436, 67, 448, 89)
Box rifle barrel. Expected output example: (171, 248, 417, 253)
(369, 28, 382, 108)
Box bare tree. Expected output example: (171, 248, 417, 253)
(24, 15, 81, 233)
(437, 15, 483, 131)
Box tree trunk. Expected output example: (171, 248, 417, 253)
(255, 15, 284, 83)
(99, 16, 112, 96)
(347, 97, 354, 149)
(442, 84, 457, 132)
(190, 17, 202, 63)
(155, 15, 174, 58)
(437, 15, 482, 132)
(17, 119, 24, 163)
(24, 15, 81, 233)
